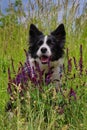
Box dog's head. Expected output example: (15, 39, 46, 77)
(28, 24, 66, 64)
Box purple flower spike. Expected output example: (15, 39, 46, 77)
(79, 44, 83, 75)
(73, 57, 77, 70)
(35, 61, 44, 85)
(45, 74, 51, 85)
(7, 49, 55, 100)
(69, 88, 76, 102)
(45, 67, 53, 85)
(68, 58, 72, 72)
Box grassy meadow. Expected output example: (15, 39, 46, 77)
(0, 0, 87, 130)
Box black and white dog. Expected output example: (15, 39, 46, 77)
(6, 24, 66, 113)
(28, 24, 66, 88)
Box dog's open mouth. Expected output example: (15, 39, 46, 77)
(40, 55, 50, 64)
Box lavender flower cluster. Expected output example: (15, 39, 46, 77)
(7, 45, 87, 112)
(66, 44, 83, 74)
(7, 50, 53, 98)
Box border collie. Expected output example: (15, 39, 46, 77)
(5, 23, 66, 114)
(28, 23, 66, 89)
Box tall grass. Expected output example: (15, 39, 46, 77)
(0, 0, 87, 129)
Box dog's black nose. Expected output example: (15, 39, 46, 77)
(41, 48, 47, 53)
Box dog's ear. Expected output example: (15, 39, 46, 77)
(29, 24, 43, 37)
(51, 24, 66, 48)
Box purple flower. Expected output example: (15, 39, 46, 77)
(7, 49, 54, 97)
(68, 58, 72, 72)
(69, 88, 76, 102)
(45, 67, 53, 85)
(73, 57, 77, 70)
(79, 45, 83, 75)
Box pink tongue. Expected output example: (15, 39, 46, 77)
(41, 56, 48, 63)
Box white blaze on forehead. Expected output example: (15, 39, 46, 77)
(43, 35, 48, 44)
(41, 35, 48, 48)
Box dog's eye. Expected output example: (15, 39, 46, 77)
(47, 39, 52, 45)
(38, 40, 43, 46)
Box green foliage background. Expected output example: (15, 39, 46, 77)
(0, 0, 87, 129)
